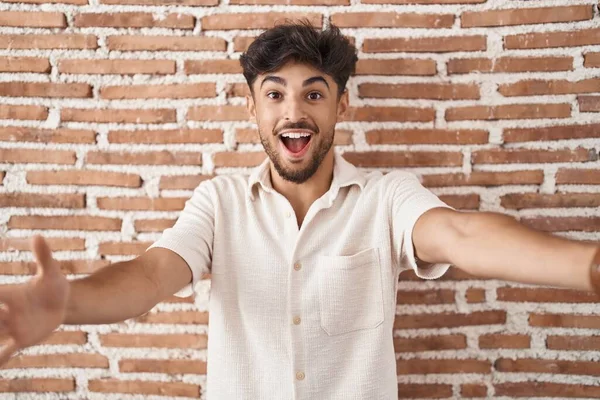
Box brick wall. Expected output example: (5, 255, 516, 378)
(0, 0, 599, 398)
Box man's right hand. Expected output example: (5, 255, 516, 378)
(0, 236, 70, 365)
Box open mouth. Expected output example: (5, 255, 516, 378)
(279, 131, 312, 156)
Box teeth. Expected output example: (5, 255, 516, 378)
(281, 132, 311, 139)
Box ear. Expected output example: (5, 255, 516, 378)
(337, 90, 349, 118)
(246, 94, 256, 123)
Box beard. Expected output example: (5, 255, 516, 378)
(259, 121, 334, 184)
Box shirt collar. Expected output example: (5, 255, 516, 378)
(246, 152, 366, 201)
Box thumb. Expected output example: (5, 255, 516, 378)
(31, 236, 56, 276)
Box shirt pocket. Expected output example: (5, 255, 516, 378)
(317, 247, 385, 336)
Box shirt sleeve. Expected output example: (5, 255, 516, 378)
(390, 172, 453, 280)
(147, 180, 214, 297)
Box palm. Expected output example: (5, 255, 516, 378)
(0, 236, 69, 364)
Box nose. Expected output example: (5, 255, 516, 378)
(283, 98, 307, 122)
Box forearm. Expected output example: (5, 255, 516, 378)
(452, 212, 598, 291)
(63, 257, 161, 325)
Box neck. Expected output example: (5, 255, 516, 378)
(270, 150, 335, 226)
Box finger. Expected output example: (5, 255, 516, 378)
(0, 337, 18, 366)
(31, 235, 56, 276)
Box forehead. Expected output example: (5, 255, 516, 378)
(256, 61, 335, 88)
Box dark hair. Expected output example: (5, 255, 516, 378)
(239, 20, 358, 97)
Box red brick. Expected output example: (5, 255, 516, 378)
(495, 382, 600, 398)
(0, 57, 51, 73)
(446, 103, 571, 121)
(2, 354, 108, 369)
(501, 193, 600, 209)
(393, 334, 466, 352)
(74, 13, 194, 29)
(87, 151, 202, 166)
(201, 12, 322, 30)
(136, 311, 209, 324)
(556, 168, 600, 185)
(119, 359, 206, 374)
(185, 59, 242, 74)
(498, 287, 598, 303)
(102, 0, 216, 4)
(479, 334, 530, 349)
(0, 11, 66, 28)
(0, 34, 97, 49)
(359, 82, 480, 100)
(87, 150, 202, 166)
(213, 152, 267, 167)
(547, 335, 600, 351)
(41, 331, 87, 345)
(402, 266, 478, 281)
(499, 78, 600, 96)
(188, 105, 249, 121)
(134, 218, 176, 232)
(342, 106, 434, 122)
(462, 5, 592, 27)
(97, 197, 186, 211)
(466, 288, 486, 303)
(344, 151, 462, 168)
(0, 149, 76, 164)
(447, 56, 573, 74)
(439, 194, 479, 210)
(472, 148, 595, 164)
(521, 216, 600, 232)
(89, 379, 199, 397)
(504, 123, 600, 142)
(529, 313, 600, 329)
(421, 171, 544, 187)
(0, 237, 85, 252)
(61, 108, 176, 124)
(59, 59, 175, 75)
(496, 358, 600, 376)
(233, 36, 255, 52)
(0, 171, 5, 184)
(159, 175, 213, 190)
(226, 83, 250, 98)
(0, 379, 74, 393)
(579, 95, 600, 112)
(107, 35, 225, 51)
(101, 83, 215, 100)
(331, 12, 454, 28)
(397, 289, 455, 305)
(397, 359, 491, 374)
(505, 28, 600, 49)
(0, 82, 91, 98)
(8, 216, 121, 231)
(108, 129, 222, 144)
(364, 0, 486, 3)
(0, 193, 85, 209)
(0, 260, 108, 275)
(0, 127, 95, 144)
(231, 0, 346, 4)
(4, 0, 86, 3)
(0, 104, 48, 120)
(394, 311, 506, 329)
(27, 170, 141, 188)
(366, 129, 487, 145)
(99, 241, 152, 256)
(355, 59, 436, 75)
(398, 384, 453, 398)
(461, 384, 487, 398)
(584, 52, 600, 68)
(100, 333, 207, 349)
(363, 35, 486, 53)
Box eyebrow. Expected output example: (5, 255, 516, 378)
(260, 75, 330, 90)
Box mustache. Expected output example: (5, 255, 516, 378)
(274, 121, 319, 136)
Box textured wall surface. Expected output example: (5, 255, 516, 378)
(0, 0, 599, 398)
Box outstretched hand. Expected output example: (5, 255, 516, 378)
(0, 236, 70, 365)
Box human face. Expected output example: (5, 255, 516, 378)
(246, 61, 348, 184)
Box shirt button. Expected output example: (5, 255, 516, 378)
(293, 316, 301, 325)
(285, 211, 292, 218)
(296, 372, 305, 381)
(294, 262, 302, 271)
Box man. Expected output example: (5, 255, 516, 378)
(0, 20, 598, 400)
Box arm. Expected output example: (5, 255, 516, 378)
(65, 247, 192, 325)
(413, 207, 599, 291)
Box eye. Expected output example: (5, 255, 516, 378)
(267, 91, 281, 100)
(307, 92, 322, 100)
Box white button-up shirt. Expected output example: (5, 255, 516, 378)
(149, 153, 451, 400)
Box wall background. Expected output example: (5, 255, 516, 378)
(0, 0, 599, 398)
